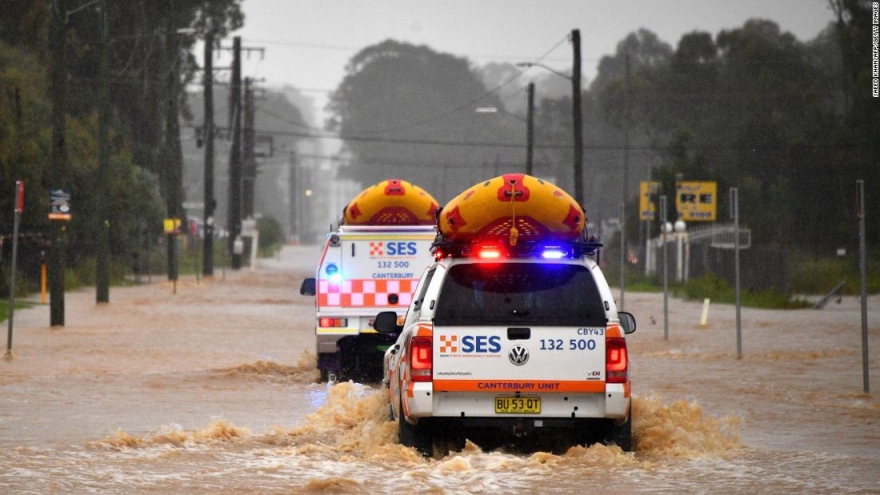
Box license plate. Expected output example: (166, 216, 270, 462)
(495, 397, 541, 414)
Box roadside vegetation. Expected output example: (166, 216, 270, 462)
(609, 253, 879, 310)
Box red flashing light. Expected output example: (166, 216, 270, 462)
(606, 337, 628, 383)
(410, 336, 433, 382)
(476, 245, 504, 259)
(319, 317, 348, 328)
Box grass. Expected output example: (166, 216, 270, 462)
(0, 300, 38, 325)
(789, 254, 880, 296)
(678, 273, 811, 309)
(605, 248, 878, 310)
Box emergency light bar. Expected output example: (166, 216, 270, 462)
(540, 246, 567, 259)
(432, 238, 602, 260)
(477, 245, 503, 259)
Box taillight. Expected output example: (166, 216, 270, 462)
(606, 337, 628, 383)
(410, 336, 433, 382)
(319, 317, 348, 328)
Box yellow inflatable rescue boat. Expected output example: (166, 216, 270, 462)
(438, 173, 584, 244)
(343, 179, 439, 225)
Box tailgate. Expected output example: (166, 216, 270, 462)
(432, 325, 606, 393)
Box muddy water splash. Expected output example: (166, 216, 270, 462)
(218, 351, 321, 383)
(2, 248, 877, 493)
(633, 395, 741, 459)
(85, 383, 741, 473)
(1, 372, 875, 494)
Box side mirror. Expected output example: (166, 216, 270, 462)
(374, 311, 401, 334)
(618, 311, 637, 334)
(299, 277, 316, 296)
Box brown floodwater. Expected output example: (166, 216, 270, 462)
(1, 246, 877, 494)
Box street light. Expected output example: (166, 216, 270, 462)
(516, 28, 583, 205)
(475, 99, 534, 175)
(515, 62, 571, 81)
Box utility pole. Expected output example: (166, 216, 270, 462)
(571, 28, 584, 206)
(228, 36, 243, 269)
(96, 0, 110, 303)
(620, 51, 631, 309)
(857, 179, 868, 393)
(526, 82, 534, 176)
(49, 0, 67, 326)
(732, 187, 742, 358)
(242, 77, 256, 264)
(623, 52, 631, 211)
(202, 30, 215, 277)
(288, 151, 298, 239)
(243, 77, 255, 220)
(224, 38, 264, 269)
(164, 16, 183, 283)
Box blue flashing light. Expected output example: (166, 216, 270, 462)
(325, 263, 343, 283)
(541, 247, 567, 259)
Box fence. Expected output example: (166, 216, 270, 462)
(645, 223, 789, 293)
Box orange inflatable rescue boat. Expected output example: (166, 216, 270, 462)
(438, 174, 584, 244)
(342, 179, 439, 226)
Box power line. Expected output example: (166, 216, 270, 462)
(184, 123, 870, 152)
(333, 35, 572, 136)
(240, 37, 581, 64)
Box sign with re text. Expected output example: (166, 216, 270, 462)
(676, 181, 717, 221)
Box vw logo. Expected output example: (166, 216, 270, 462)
(508, 346, 530, 366)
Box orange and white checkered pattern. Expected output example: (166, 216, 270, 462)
(318, 279, 416, 307)
(438, 334, 458, 353)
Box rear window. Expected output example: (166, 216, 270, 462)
(434, 262, 607, 327)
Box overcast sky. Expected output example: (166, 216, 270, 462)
(216, 0, 836, 118)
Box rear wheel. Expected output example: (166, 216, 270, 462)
(602, 409, 633, 452)
(397, 392, 433, 457)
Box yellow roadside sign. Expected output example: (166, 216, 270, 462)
(675, 181, 717, 221)
(639, 181, 661, 220)
(163, 218, 182, 234)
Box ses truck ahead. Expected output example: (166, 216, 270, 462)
(374, 174, 637, 456)
(300, 179, 439, 382)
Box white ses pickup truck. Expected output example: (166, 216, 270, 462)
(375, 240, 637, 457)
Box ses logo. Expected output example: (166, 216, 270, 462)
(369, 241, 418, 256)
(438, 334, 502, 356)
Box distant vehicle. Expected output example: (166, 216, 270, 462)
(300, 179, 439, 383)
(375, 174, 636, 456)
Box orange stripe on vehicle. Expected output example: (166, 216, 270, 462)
(433, 380, 606, 393)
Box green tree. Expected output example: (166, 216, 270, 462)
(598, 20, 856, 252)
(327, 40, 522, 201)
(0, 0, 244, 288)
(828, 0, 879, 247)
